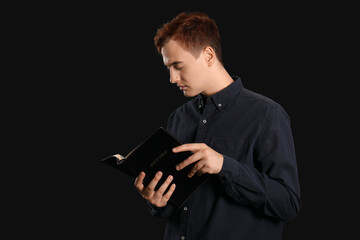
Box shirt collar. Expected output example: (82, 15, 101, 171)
(195, 76, 243, 111)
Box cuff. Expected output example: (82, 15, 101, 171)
(146, 201, 174, 219)
(218, 154, 239, 177)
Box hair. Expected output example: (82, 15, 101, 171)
(154, 12, 223, 64)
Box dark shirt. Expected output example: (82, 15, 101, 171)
(148, 76, 301, 240)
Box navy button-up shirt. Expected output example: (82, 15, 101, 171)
(148, 76, 301, 240)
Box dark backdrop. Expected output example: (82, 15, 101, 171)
(9, 2, 356, 239)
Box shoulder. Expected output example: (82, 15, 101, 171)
(168, 97, 197, 117)
(243, 88, 287, 111)
(166, 97, 197, 131)
(243, 88, 281, 109)
(240, 88, 290, 122)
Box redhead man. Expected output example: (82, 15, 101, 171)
(134, 12, 301, 240)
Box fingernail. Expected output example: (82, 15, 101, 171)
(168, 175, 173, 180)
(176, 165, 180, 170)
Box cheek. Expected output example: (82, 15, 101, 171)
(179, 69, 190, 82)
(182, 64, 201, 82)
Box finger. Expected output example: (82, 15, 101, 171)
(196, 168, 206, 176)
(188, 161, 205, 178)
(176, 150, 203, 171)
(154, 175, 174, 197)
(161, 183, 176, 203)
(196, 166, 207, 176)
(172, 143, 203, 153)
(145, 171, 163, 192)
(134, 171, 146, 192)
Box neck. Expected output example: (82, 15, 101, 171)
(202, 64, 234, 97)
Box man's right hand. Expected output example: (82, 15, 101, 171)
(134, 171, 176, 207)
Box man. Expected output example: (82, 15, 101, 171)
(134, 12, 301, 240)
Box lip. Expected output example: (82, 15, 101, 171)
(178, 85, 187, 90)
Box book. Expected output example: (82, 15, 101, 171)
(101, 127, 210, 209)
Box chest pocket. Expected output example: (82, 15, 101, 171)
(209, 137, 248, 161)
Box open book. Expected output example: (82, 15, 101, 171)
(101, 127, 210, 208)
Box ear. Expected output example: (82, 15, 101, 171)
(203, 46, 216, 66)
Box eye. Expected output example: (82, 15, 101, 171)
(174, 65, 183, 70)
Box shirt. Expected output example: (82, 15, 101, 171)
(147, 76, 301, 240)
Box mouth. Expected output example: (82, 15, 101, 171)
(178, 85, 188, 90)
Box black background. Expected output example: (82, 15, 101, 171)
(7, 2, 357, 239)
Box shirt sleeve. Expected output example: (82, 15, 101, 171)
(218, 106, 301, 221)
(146, 201, 175, 219)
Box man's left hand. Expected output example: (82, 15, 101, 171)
(173, 143, 224, 178)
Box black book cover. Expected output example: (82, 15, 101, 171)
(101, 127, 210, 208)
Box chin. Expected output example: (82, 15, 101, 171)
(183, 90, 197, 97)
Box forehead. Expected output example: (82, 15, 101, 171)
(161, 39, 194, 66)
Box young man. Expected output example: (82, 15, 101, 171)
(134, 12, 301, 240)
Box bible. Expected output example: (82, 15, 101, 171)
(101, 127, 210, 208)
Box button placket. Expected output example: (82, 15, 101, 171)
(195, 104, 214, 143)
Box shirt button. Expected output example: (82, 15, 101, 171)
(218, 103, 222, 107)
(203, 119, 207, 124)
(183, 206, 188, 211)
(198, 104, 202, 108)
(181, 236, 186, 240)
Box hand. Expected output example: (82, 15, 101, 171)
(173, 143, 224, 178)
(134, 171, 176, 208)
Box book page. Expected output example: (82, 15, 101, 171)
(114, 154, 126, 165)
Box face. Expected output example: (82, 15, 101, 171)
(161, 39, 210, 97)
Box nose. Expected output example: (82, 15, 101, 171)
(169, 68, 180, 84)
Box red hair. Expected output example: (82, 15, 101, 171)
(154, 12, 223, 64)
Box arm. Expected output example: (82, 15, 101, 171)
(219, 107, 301, 221)
(174, 107, 301, 221)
